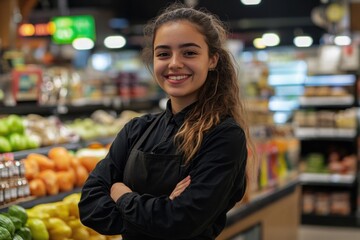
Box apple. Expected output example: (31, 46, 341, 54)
(0, 136, 12, 153)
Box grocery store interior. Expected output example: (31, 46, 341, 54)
(1, 0, 360, 239)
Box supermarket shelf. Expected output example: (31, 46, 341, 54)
(0, 97, 160, 116)
(226, 179, 299, 226)
(0, 103, 117, 116)
(294, 127, 356, 140)
(299, 173, 356, 187)
(10, 136, 115, 160)
(301, 214, 359, 227)
(0, 188, 82, 212)
(299, 96, 354, 107)
(12, 142, 83, 160)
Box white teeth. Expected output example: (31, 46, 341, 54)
(168, 75, 187, 80)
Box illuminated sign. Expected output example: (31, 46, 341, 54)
(18, 23, 54, 37)
(51, 15, 96, 44)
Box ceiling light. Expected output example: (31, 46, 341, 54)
(253, 38, 266, 49)
(241, 0, 262, 5)
(72, 38, 94, 50)
(293, 36, 313, 47)
(262, 33, 280, 47)
(334, 35, 351, 46)
(104, 35, 126, 49)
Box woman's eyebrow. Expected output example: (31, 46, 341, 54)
(154, 43, 201, 50)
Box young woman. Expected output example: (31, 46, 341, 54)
(79, 3, 256, 240)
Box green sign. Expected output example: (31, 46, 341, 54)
(51, 15, 96, 44)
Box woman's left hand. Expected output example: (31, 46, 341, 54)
(169, 175, 191, 200)
(110, 182, 132, 202)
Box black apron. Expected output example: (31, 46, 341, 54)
(123, 112, 186, 196)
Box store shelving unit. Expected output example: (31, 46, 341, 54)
(0, 97, 160, 117)
(0, 187, 81, 213)
(295, 73, 360, 227)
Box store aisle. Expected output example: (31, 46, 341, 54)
(298, 225, 360, 240)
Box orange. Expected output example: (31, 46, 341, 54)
(37, 169, 59, 195)
(23, 158, 39, 180)
(27, 153, 55, 171)
(29, 179, 46, 197)
(56, 171, 74, 192)
(48, 147, 71, 171)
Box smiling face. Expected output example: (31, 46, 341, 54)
(153, 20, 218, 112)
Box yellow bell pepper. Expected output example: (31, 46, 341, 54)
(48, 224, 72, 240)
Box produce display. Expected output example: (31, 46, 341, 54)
(25, 115, 78, 147)
(0, 205, 31, 240)
(0, 115, 40, 153)
(65, 110, 143, 141)
(0, 109, 143, 240)
(0, 109, 143, 153)
(0, 198, 121, 240)
(23, 145, 108, 198)
(24, 193, 122, 240)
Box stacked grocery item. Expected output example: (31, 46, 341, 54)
(22, 145, 108, 198)
(25, 193, 121, 240)
(0, 205, 31, 240)
(0, 115, 40, 153)
(302, 152, 357, 175)
(65, 110, 143, 141)
(0, 110, 144, 154)
(0, 153, 30, 205)
(1, 197, 122, 240)
(302, 191, 351, 216)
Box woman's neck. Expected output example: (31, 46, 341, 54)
(170, 99, 196, 114)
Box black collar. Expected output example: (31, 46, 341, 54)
(165, 100, 197, 127)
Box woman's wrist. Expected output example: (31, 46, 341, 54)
(110, 182, 132, 202)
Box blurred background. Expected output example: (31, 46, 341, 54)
(0, 1, 360, 240)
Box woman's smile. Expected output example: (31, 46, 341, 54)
(165, 74, 192, 84)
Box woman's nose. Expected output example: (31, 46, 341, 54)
(169, 54, 184, 69)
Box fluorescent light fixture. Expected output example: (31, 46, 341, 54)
(241, 0, 262, 5)
(72, 38, 94, 50)
(253, 38, 266, 49)
(334, 35, 351, 46)
(262, 33, 280, 47)
(294, 36, 313, 47)
(104, 35, 126, 49)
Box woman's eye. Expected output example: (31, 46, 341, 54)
(156, 52, 169, 57)
(184, 51, 197, 57)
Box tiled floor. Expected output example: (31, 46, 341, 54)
(298, 225, 360, 240)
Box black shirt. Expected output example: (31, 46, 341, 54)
(79, 101, 247, 239)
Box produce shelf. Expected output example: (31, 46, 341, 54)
(0, 187, 82, 212)
(12, 142, 82, 160)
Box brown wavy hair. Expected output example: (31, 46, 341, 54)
(142, 2, 257, 177)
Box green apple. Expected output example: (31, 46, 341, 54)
(0, 136, 12, 153)
(6, 114, 25, 134)
(8, 133, 27, 151)
(0, 119, 9, 136)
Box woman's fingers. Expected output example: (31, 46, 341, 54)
(169, 175, 191, 200)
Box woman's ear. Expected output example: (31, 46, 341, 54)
(209, 53, 219, 69)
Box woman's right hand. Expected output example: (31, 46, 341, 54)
(169, 175, 191, 200)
